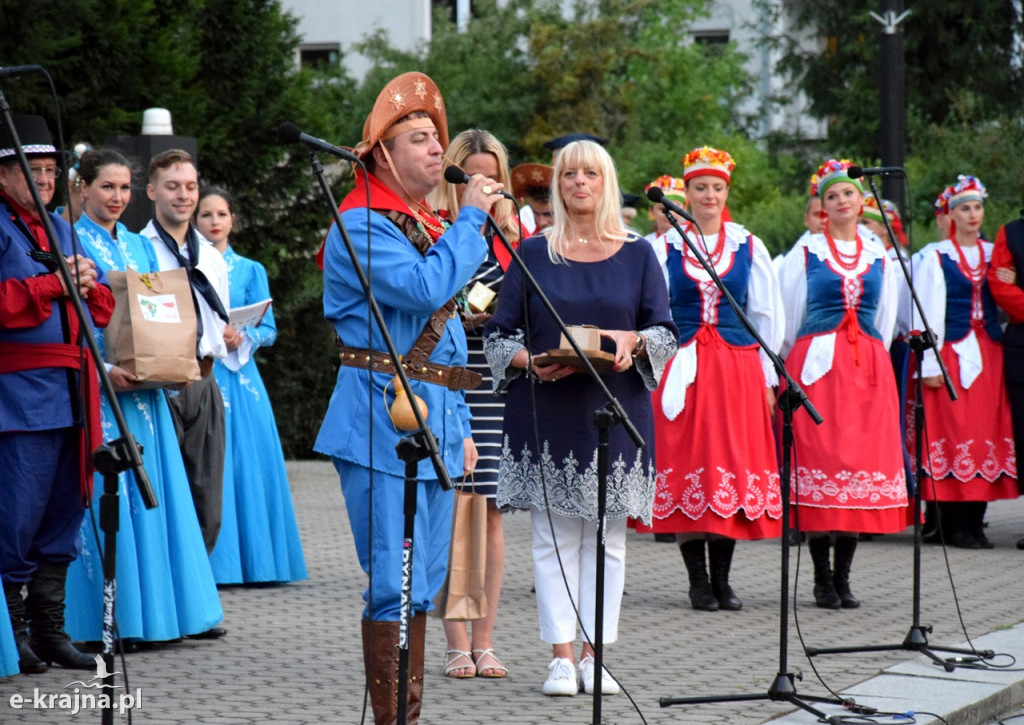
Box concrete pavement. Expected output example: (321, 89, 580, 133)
(2, 459, 1023, 724)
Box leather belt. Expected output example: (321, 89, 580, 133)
(336, 344, 482, 391)
(198, 355, 215, 378)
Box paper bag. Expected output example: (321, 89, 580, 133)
(105, 269, 201, 387)
(433, 482, 488, 621)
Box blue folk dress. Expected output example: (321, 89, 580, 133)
(65, 214, 223, 641)
(209, 247, 307, 583)
(0, 594, 16, 676)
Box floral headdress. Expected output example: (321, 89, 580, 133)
(935, 175, 987, 215)
(811, 158, 863, 199)
(861, 196, 907, 245)
(645, 174, 686, 203)
(681, 146, 735, 183)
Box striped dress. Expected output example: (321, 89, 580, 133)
(462, 241, 506, 497)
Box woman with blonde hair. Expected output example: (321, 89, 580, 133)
(484, 140, 677, 696)
(431, 129, 520, 679)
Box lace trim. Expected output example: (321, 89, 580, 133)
(636, 325, 676, 390)
(496, 437, 655, 523)
(917, 437, 1017, 483)
(483, 329, 526, 392)
(792, 465, 908, 509)
(651, 465, 783, 520)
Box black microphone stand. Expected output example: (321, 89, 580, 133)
(651, 210, 867, 721)
(0, 82, 157, 725)
(304, 153, 452, 725)
(484, 216, 641, 725)
(802, 177, 992, 670)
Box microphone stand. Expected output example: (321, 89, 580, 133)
(304, 152, 452, 725)
(484, 216, 641, 725)
(802, 177, 991, 670)
(0, 84, 157, 725)
(652, 210, 864, 720)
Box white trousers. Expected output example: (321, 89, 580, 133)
(530, 506, 627, 645)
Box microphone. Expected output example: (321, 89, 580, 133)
(0, 65, 42, 80)
(277, 122, 360, 164)
(646, 186, 697, 225)
(846, 165, 905, 179)
(443, 165, 516, 200)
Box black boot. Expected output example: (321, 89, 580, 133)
(808, 536, 841, 609)
(947, 503, 979, 549)
(26, 563, 95, 669)
(967, 501, 993, 549)
(921, 501, 941, 542)
(707, 538, 742, 611)
(832, 536, 860, 609)
(3, 581, 47, 674)
(680, 540, 718, 611)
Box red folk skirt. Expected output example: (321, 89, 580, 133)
(637, 328, 782, 540)
(906, 329, 1017, 502)
(781, 328, 909, 534)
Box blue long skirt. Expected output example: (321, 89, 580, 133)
(65, 389, 223, 642)
(0, 593, 17, 676)
(209, 358, 307, 584)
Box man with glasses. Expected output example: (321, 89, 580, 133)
(0, 115, 113, 673)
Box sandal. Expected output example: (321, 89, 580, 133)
(444, 649, 476, 678)
(472, 648, 508, 678)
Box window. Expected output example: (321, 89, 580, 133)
(299, 44, 340, 71)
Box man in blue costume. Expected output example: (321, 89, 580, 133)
(0, 115, 112, 673)
(313, 71, 502, 724)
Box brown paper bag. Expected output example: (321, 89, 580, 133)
(433, 479, 488, 621)
(105, 269, 200, 387)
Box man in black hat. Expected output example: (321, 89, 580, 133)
(0, 114, 112, 672)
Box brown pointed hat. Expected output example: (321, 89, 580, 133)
(510, 162, 554, 200)
(354, 71, 449, 161)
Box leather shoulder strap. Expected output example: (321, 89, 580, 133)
(378, 208, 458, 366)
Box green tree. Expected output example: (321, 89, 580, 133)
(765, 0, 1023, 159)
(0, 0, 359, 456)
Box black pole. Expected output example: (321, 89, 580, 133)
(876, 0, 909, 212)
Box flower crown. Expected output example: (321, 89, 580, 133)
(681, 146, 735, 182)
(810, 158, 862, 198)
(935, 174, 987, 214)
(645, 175, 686, 200)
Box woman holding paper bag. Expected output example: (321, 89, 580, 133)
(430, 130, 520, 679)
(196, 187, 307, 584)
(66, 148, 224, 643)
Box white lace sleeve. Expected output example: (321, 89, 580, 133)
(483, 329, 527, 392)
(636, 325, 676, 391)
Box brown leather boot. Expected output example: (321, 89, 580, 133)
(407, 613, 425, 724)
(362, 619, 400, 725)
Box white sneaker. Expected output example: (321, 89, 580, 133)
(542, 657, 578, 696)
(578, 655, 620, 695)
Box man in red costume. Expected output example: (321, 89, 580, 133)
(0, 115, 113, 673)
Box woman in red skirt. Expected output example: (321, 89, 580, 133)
(908, 176, 1017, 548)
(638, 148, 784, 611)
(777, 159, 907, 609)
